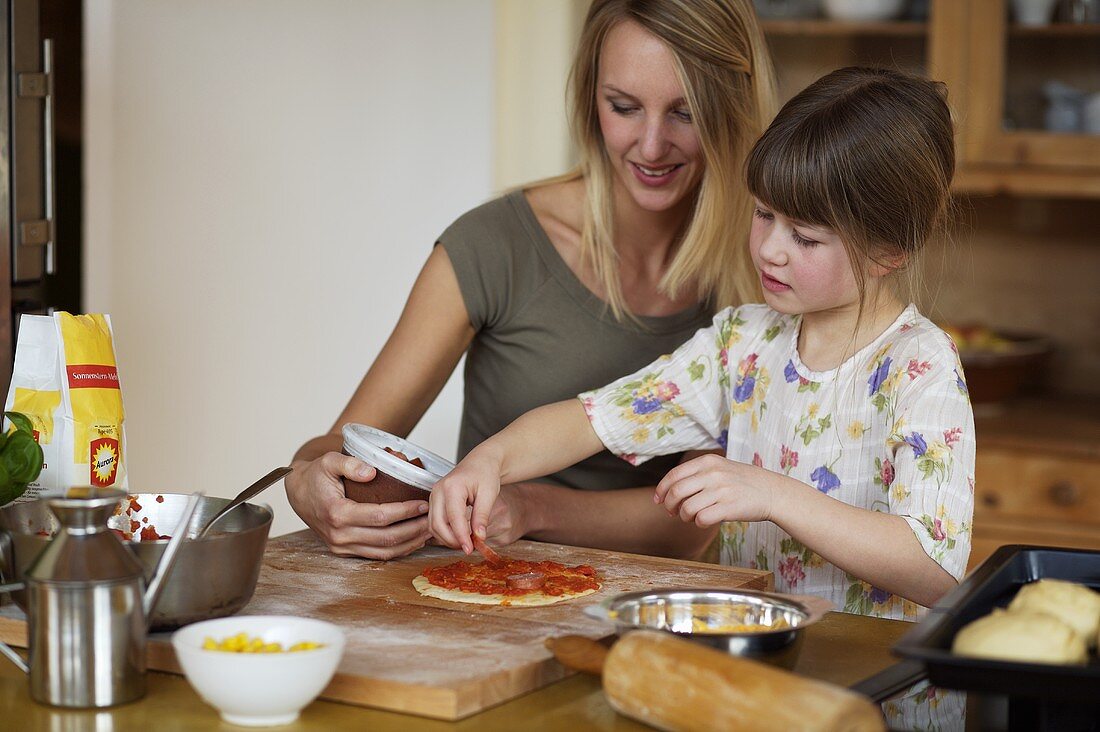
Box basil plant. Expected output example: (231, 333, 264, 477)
(1, 412, 45, 505)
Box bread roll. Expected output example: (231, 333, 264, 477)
(952, 609, 1088, 665)
(1008, 579, 1100, 648)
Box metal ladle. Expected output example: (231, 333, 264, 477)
(189, 467, 292, 540)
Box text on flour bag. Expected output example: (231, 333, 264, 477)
(61, 313, 125, 488)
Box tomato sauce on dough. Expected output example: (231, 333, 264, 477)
(423, 559, 598, 597)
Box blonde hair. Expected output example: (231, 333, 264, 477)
(566, 0, 777, 321)
(746, 67, 956, 318)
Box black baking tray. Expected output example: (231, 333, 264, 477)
(894, 545, 1100, 701)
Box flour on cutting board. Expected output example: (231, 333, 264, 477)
(235, 531, 772, 695)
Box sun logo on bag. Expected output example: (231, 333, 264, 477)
(90, 437, 120, 487)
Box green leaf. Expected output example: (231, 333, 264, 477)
(4, 411, 34, 436)
(0, 462, 21, 505)
(1, 430, 43, 484)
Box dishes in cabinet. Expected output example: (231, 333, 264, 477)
(821, 0, 905, 21)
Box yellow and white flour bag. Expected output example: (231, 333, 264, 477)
(3, 313, 126, 503)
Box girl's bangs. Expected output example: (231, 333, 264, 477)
(746, 122, 843, 230)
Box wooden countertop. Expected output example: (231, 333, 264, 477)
(0, 611, 911, 729)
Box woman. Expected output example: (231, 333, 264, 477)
(285, 0, 777, 560)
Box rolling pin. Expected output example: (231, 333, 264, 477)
(546, 631, 885, 732)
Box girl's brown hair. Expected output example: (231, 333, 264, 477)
(565, 0, 777, 320)
(746, 66, 956, 313)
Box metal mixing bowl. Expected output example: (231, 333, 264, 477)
(0, 493, 272, 630)
(601, 589, 818, 669)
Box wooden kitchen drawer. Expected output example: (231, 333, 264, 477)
(974, 449, 1100, 528)
(969, 519, 1100, 572)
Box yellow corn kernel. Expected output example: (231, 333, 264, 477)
(202, 632, 323, 653)
(288, 641, 322, 652)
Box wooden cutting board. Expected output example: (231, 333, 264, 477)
(0, 530, 771, 720)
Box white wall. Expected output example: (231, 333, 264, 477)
(493, 0, 586, 189)
(84, 1, 495, 536)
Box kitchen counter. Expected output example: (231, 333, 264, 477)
(975, 396, 1100, 459)
(0, 611, 911, 730)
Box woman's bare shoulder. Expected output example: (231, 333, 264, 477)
(524, 178, 585, 233)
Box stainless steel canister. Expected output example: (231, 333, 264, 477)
(0, 487, 200, 707)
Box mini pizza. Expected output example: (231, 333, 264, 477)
(413, 552, 601, 607)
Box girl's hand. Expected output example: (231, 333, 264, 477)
(654, 454, 776, 528)
(428, 452, 503, 553)
(482, 485, 528, 546)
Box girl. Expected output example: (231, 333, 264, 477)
(430, 66, 975, 618)
(286, 0, 777, 561)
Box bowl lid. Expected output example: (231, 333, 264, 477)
(341, 424, 454, 491)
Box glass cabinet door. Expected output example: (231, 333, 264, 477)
(963, 0, 1100, 171)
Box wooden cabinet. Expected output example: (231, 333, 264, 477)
(967, 401, 1100, 571)
(759, 9, 1100, 564)
(952, 0, 1100, 196)
(761, 0, 1100, 198)
(970, 447, 1100, 570)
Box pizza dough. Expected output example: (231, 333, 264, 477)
(1008, 578, 1100, 647)
(412, 574, 598, 607)
(952, 608, 1088, 665)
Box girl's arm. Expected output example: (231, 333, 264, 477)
(431, 306, 739, 554)
(492, 452, 722, 560)
(285, 245, 475, 559)
(770, 478, 957, 606)
(656, 457, 956, 606)
(658, 336, 975, 608)
(429, 399, 605, 553)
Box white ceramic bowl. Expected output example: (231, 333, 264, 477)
(171, 615, 346, 727)
(822, 0, 905, 21)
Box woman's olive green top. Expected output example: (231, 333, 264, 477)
(439, 190, 713, 491)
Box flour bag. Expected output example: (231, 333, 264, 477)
(3, 313, 127, 503)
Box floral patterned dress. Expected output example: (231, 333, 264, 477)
(581, 303, 975, 621)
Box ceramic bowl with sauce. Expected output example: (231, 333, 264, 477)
(340, 424, 454, 504)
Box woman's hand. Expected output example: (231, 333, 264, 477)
(284, 452, 431, 560)
(427, 450, 504, 554)
(654, 453, 777, 528)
